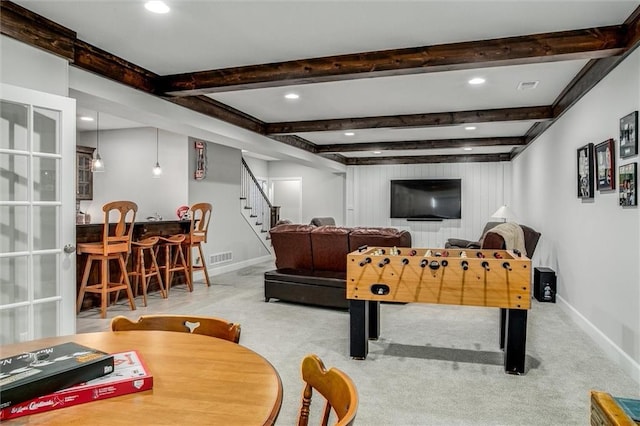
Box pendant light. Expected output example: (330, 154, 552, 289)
(91, 112, 105, 172)
(152, 128, 162, 178)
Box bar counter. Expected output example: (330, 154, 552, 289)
(76, 220, 191, 310)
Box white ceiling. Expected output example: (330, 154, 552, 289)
(13, 0, 640, 161)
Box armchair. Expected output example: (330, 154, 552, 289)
(446, 222, 541, 258)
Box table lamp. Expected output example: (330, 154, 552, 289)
(491, 205, 516, 222)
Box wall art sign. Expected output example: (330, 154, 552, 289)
(595, 138, 615, 191)
(620, 111, 638, 158)
(194, 140, 206, 180)
(619, 162, 637, 207)
(577, 143, 594, 199)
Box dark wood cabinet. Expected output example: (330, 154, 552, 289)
(76, 146, 94, 200)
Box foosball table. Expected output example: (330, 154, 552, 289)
(347, 246, 531, 374)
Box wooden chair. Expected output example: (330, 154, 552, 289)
(183, 202, 212, 287)
(128, 236, 166, 306)
(110, 314, 241, 343)
(298, 354, 358, 426)
(76, 201, 138, 319)
(156, 234, 192, 294)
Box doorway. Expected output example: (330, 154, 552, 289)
(269, 178, 302, 224)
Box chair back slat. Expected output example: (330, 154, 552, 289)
(111, 314, 241, 343)
(189, 203, 212, 243)
(297, 354, 358, 426)
(101, 201, 137, 255)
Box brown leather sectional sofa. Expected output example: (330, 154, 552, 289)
(265, 224, 412, 309)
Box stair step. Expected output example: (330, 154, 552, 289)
(239, 197, 247, 200)
(256, 222, 262, 226)
(244, 206, 252, 210)
(250, 215, 257, 218)
(261, 230, 268, 233)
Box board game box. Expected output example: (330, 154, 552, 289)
(0, 350, 152, 420)
(0, 342, 114, 409)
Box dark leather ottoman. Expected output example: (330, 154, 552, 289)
(264, 269, 348, 309)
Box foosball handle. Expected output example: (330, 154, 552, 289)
(359, 257, 372, 267)
(513, 249, 522, 257)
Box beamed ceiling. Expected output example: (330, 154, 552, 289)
(2, 0, 640, 166)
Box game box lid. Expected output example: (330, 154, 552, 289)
(0, 342, 114, 409)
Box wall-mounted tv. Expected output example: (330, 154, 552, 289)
(390, 179, 462, 220)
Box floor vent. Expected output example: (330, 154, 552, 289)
(210, 251, 233, 265)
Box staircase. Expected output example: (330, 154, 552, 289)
(240, 158, 280, 252)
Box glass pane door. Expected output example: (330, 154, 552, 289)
(0, 83, 76, 344)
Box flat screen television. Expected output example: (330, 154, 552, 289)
(390, 179, 462, 220)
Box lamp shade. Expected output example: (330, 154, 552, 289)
(491, 205, 516, 222)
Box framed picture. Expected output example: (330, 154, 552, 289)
(620, 111, 638, 158)
(577, 143, 594, 199)
(619, 163, 637, 206)
(595, 139, 615, 191)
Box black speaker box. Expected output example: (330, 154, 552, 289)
(534, 267, 556, 303)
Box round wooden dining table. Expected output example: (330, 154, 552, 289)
(1, 331, 283, 425)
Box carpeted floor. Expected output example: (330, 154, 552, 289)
(77, 260, 640, 425)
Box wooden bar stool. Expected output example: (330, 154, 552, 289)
(129, 236, 166, 306)
(156, 234, 192, 294)
(76, 201, 137, 319)
(183, 202, 212, 287)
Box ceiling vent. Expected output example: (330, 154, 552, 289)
(517, 81, 539, 91)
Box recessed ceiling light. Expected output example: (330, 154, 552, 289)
(468, 77, 486, 85)
(284, 93, 299, 100)
(463, 147, 473, 151)
(372, 151, 382, 155)
(517, 81, 539, 91)
(79, 116, 94, 122)
(344, 132, 355, 136)
(464, 126, 477, 131)
(145, 1, 170, 14)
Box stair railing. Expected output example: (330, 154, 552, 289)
(241, 158, 280, 232)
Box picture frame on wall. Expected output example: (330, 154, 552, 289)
(577, 143, 594, 199)
(595, 138, 615, 191)
(619, 111, 638, 158)
(619, 162, 637, 207)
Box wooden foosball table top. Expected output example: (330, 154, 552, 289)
(346, 246, 531, 309)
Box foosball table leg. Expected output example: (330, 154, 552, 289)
(504, 309, 528, 374)
(369, 300, 380, 340)
(499, 308, 506, 350)
(349, 300, 369, 360)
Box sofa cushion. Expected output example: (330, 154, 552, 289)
(348, 227, 412, 251)
(268, 224, 315, 270)
(310, 226, 351, 272)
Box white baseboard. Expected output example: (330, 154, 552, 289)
(557, 295, 640, 385)
(188, 255, 274, 280)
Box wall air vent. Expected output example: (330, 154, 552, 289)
(210, 251, 233, 265)
(517, 81, 539, 91)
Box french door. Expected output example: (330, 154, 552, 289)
(0, 83, 76, 344)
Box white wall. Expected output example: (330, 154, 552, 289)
(512, 48, 640, 382)
(77, 127, 189, 222)
(347, 162, 510, 248)
(267, 161, 346, 225)
(0, 35, 68, 96)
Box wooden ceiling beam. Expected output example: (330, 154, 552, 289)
(345, 153, 511, 166)
(266, 106, 552, 134)
(158, 26, 625, 96)
(168, 96, 266, 134)
(0, 0, 76, 61)
(316, 137, 525, 153)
